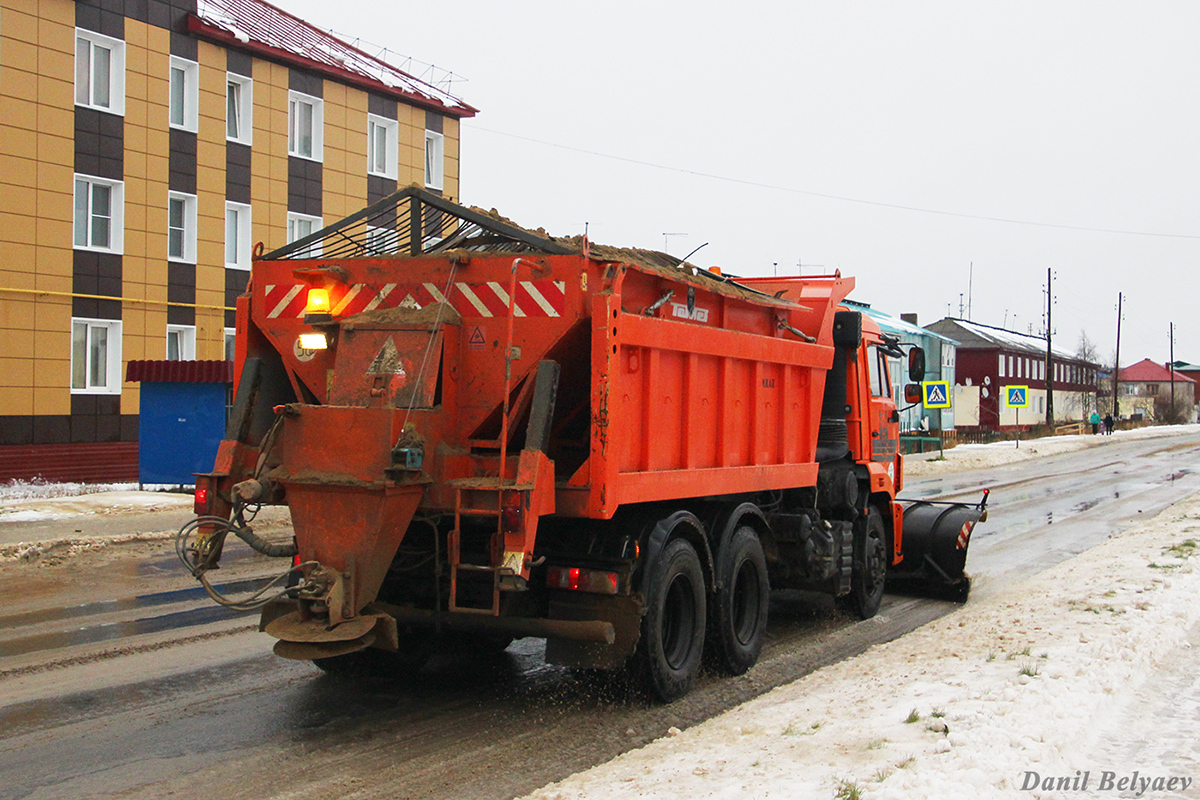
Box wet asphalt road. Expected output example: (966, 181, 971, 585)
(1, 430, 1199, 800)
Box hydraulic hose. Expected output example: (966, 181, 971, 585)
(234, 524, 299, 558)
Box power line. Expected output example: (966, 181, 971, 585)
(465, 124, 1200, 241)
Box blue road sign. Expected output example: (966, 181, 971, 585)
(922, 381, 951, 409)
(1005, 385, 1029, 408)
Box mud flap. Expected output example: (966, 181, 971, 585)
(888, 501, 984, 601)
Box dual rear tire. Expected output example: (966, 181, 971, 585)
(635, 526, 770, 702)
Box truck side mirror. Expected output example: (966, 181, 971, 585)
(904, 384, 922, 404)
(908, 348, 926, 382)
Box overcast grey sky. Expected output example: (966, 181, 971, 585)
(280, 0, 1199, 366)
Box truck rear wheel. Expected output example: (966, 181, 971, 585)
(635, 537, 706, 702)
(711, 526, 769, 675)
(837, 507, 887, 620)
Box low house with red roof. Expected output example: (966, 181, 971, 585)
(1115, 359, 1197, 423)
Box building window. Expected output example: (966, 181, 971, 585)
(286, 212, 322, 256)
(167, 191, 197, 263)
(998, 354, 1006, 378)
(166, 324, 196, 361)
(1146, 383, 1158, 396)
(365, 224, 393, 254)
(225, 201, 252, 269)
(367, 114, 398, 179)
(288, 91, 323, 160)
(226, 73, 253, 144)
(75, 29, 125, 114)
(224, 328, 237, 361)
(424, 130, 444, 189)
(74, 174, 124, 253)
(71, 318, 122, 394)
(169, 56, 199, 132)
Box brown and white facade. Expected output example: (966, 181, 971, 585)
(0, 0, 475, 481)
(924, 318, 1100, 430)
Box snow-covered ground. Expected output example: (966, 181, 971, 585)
(0, 489, 192, 523)
(905, 423, 1200, 477)
(525, 426, 1200, 800)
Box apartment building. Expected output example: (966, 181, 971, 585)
(0, 0, 476, 481)
(924, 318, 1099, 430)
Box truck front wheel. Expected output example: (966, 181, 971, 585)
(837, 507, 887, 620)
(711, 526, 769, 675)
(635, 537, 706, 702)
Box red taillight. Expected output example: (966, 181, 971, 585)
(546, 566, 619, 595)
(501, 504, 523, 533)
(194, 485, 209, 515)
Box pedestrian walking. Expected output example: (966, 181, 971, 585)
(1104, 413, 1114, 435)
(1089, 410, 1101, 435)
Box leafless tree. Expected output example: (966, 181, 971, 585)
(1076, 330, 1099, 365)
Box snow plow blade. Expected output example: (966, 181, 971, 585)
(889, 490, 989, 602)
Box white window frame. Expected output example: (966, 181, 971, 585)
(367, 114, 399, 179)
(166, 324, 196, 361)
(225, 201, 252, 269)
(286, 212, 323, 256)
(998, 354, 1006, 378)
(424, 130, 444, 189)
(74, 174, 124, 253)
(71, 317, 122, 395)
(75, 29, 125, 115)
(168, 56, 199, 132)
(223, 327, 237, 361)
(288, 90, 323, 161)
(365, 224, 393, 254)
(167, 191, 197, 263)
(226, 73, 253, 145)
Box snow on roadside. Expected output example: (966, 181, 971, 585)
(0, 530, 178, 566)
(523, 491, 1200, 800)
(905, 423, 1200, 477)
(0, 479, 139, 503)
(0, 490, 193, 522)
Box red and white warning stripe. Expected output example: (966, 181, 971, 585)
(957, 520, 975, 550)
(263, 280, 566, 320)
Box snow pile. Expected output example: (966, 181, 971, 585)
(0, 490, 193, 523)
(0, 531, 178, 566)
(524, 492, 1200, 800)
(906, 424, 1200, 476)
(0, 479, 139, 503)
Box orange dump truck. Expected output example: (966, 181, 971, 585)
(183, 187, 986, 701)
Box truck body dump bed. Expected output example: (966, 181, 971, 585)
(243, 249, 852, 521)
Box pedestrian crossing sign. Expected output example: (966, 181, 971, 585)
(922, 381, 951, 409)
(1005, 385, 1029, 408)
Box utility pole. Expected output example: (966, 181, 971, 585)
(1170, 322, 1176, 423)
(1045, 267, 1054, 426)
(1112, 292, 1123, 421)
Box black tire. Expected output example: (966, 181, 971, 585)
(837, 506, 887, 620)
(634, 537, 707, 703)
(711, 526, 769, 675)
